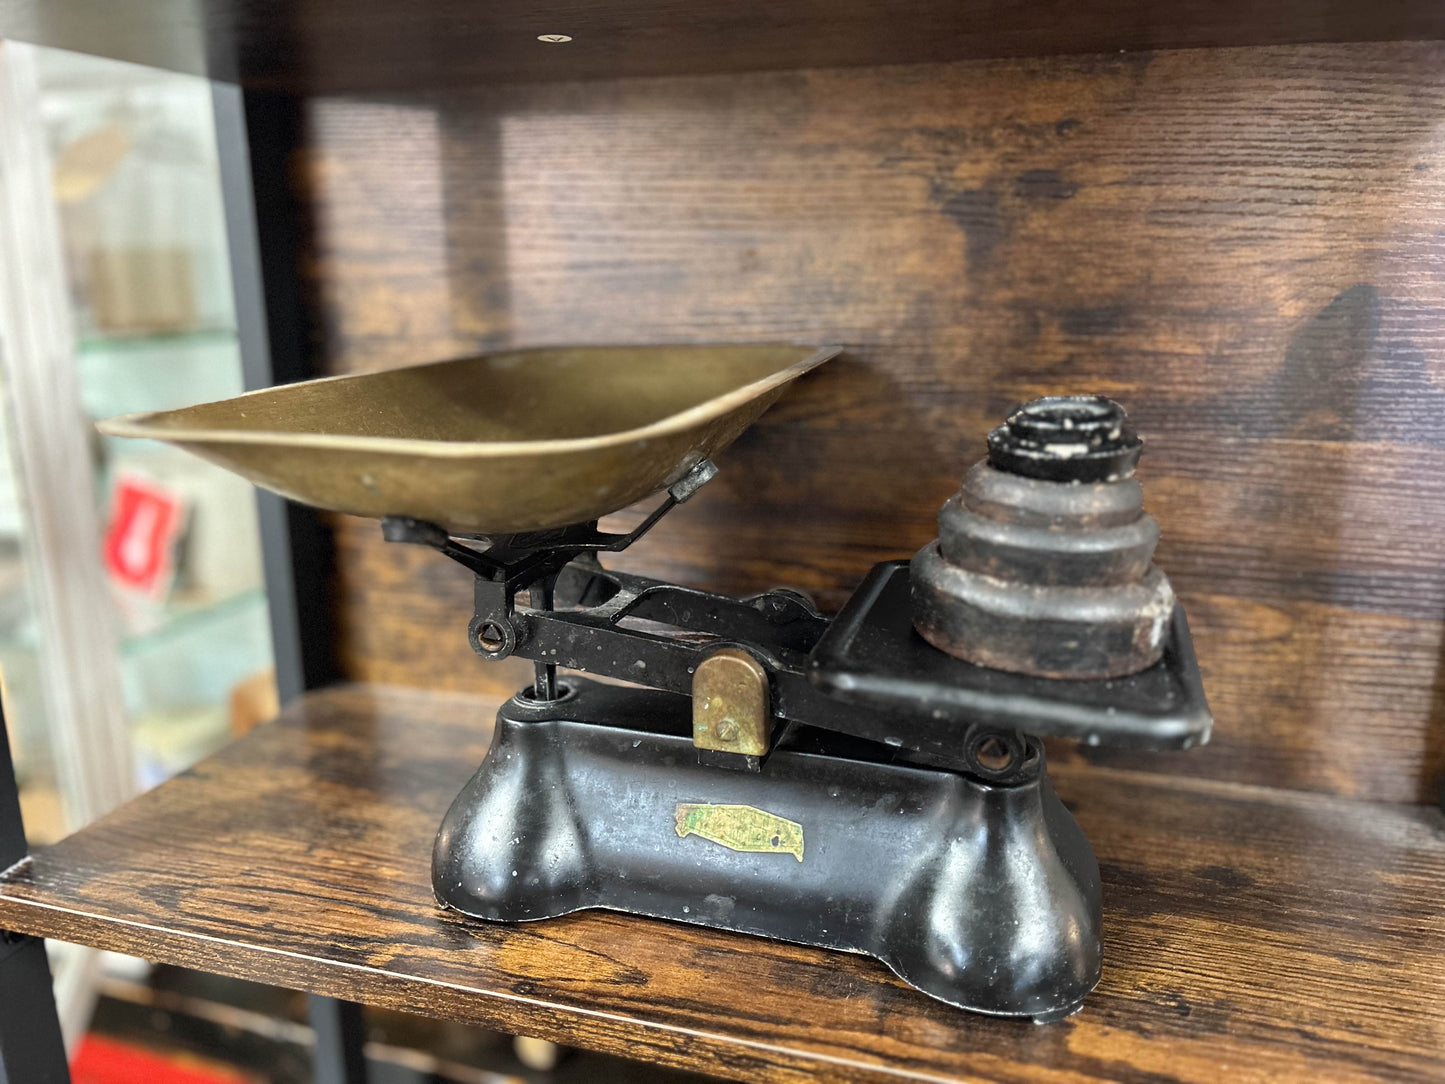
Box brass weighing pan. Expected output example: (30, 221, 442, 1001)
(98, 344, 839, 535)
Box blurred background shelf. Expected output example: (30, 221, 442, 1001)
(76, 327, 238, 360)
(119, 586, 266, 654)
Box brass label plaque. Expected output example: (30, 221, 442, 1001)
(674, 803, 803, 861)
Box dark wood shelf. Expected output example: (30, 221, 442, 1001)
(0, 684, 1441, 1081)
(2, 0, 1445, 94)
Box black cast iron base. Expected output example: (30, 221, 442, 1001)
(433, 679, 1102, 1021)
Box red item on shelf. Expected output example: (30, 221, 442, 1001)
(102, 474, 185, 596)
(72, 1033, 254, 1084)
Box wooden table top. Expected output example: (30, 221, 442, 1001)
(1, 684, 1441, 1082)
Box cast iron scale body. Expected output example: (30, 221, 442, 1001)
(100, 354, 1210, 1023)
(388, 401, 1212, 1023)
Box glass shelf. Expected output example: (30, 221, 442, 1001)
(119, 587, 266, 656)
(78, 328, 245, 424)
(75, 326, 237, 356)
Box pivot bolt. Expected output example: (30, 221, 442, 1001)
(692, 648, 770, 756)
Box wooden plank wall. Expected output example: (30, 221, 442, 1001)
(292, 42, 1445, 805)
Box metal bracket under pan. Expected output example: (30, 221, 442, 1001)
(439, 550, 1207, 766)
(432, 679, 1102, 1022)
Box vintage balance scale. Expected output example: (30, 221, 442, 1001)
(102, 344, 1211, 1023)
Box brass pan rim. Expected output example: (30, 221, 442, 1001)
(97, 342, 842, 457)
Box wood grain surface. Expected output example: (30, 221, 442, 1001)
(1, 685, 1441, 1082)
(4, 0, 1445, 94)
(291, 41, 1445, 804)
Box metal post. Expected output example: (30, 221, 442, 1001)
(308, 996, 368, 1084)
(211, 82, 361, 1084)
(0, 698, 70, 1083)
(211, 82, 340, 703)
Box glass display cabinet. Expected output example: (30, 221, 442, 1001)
(0, 39, 275, 1048)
